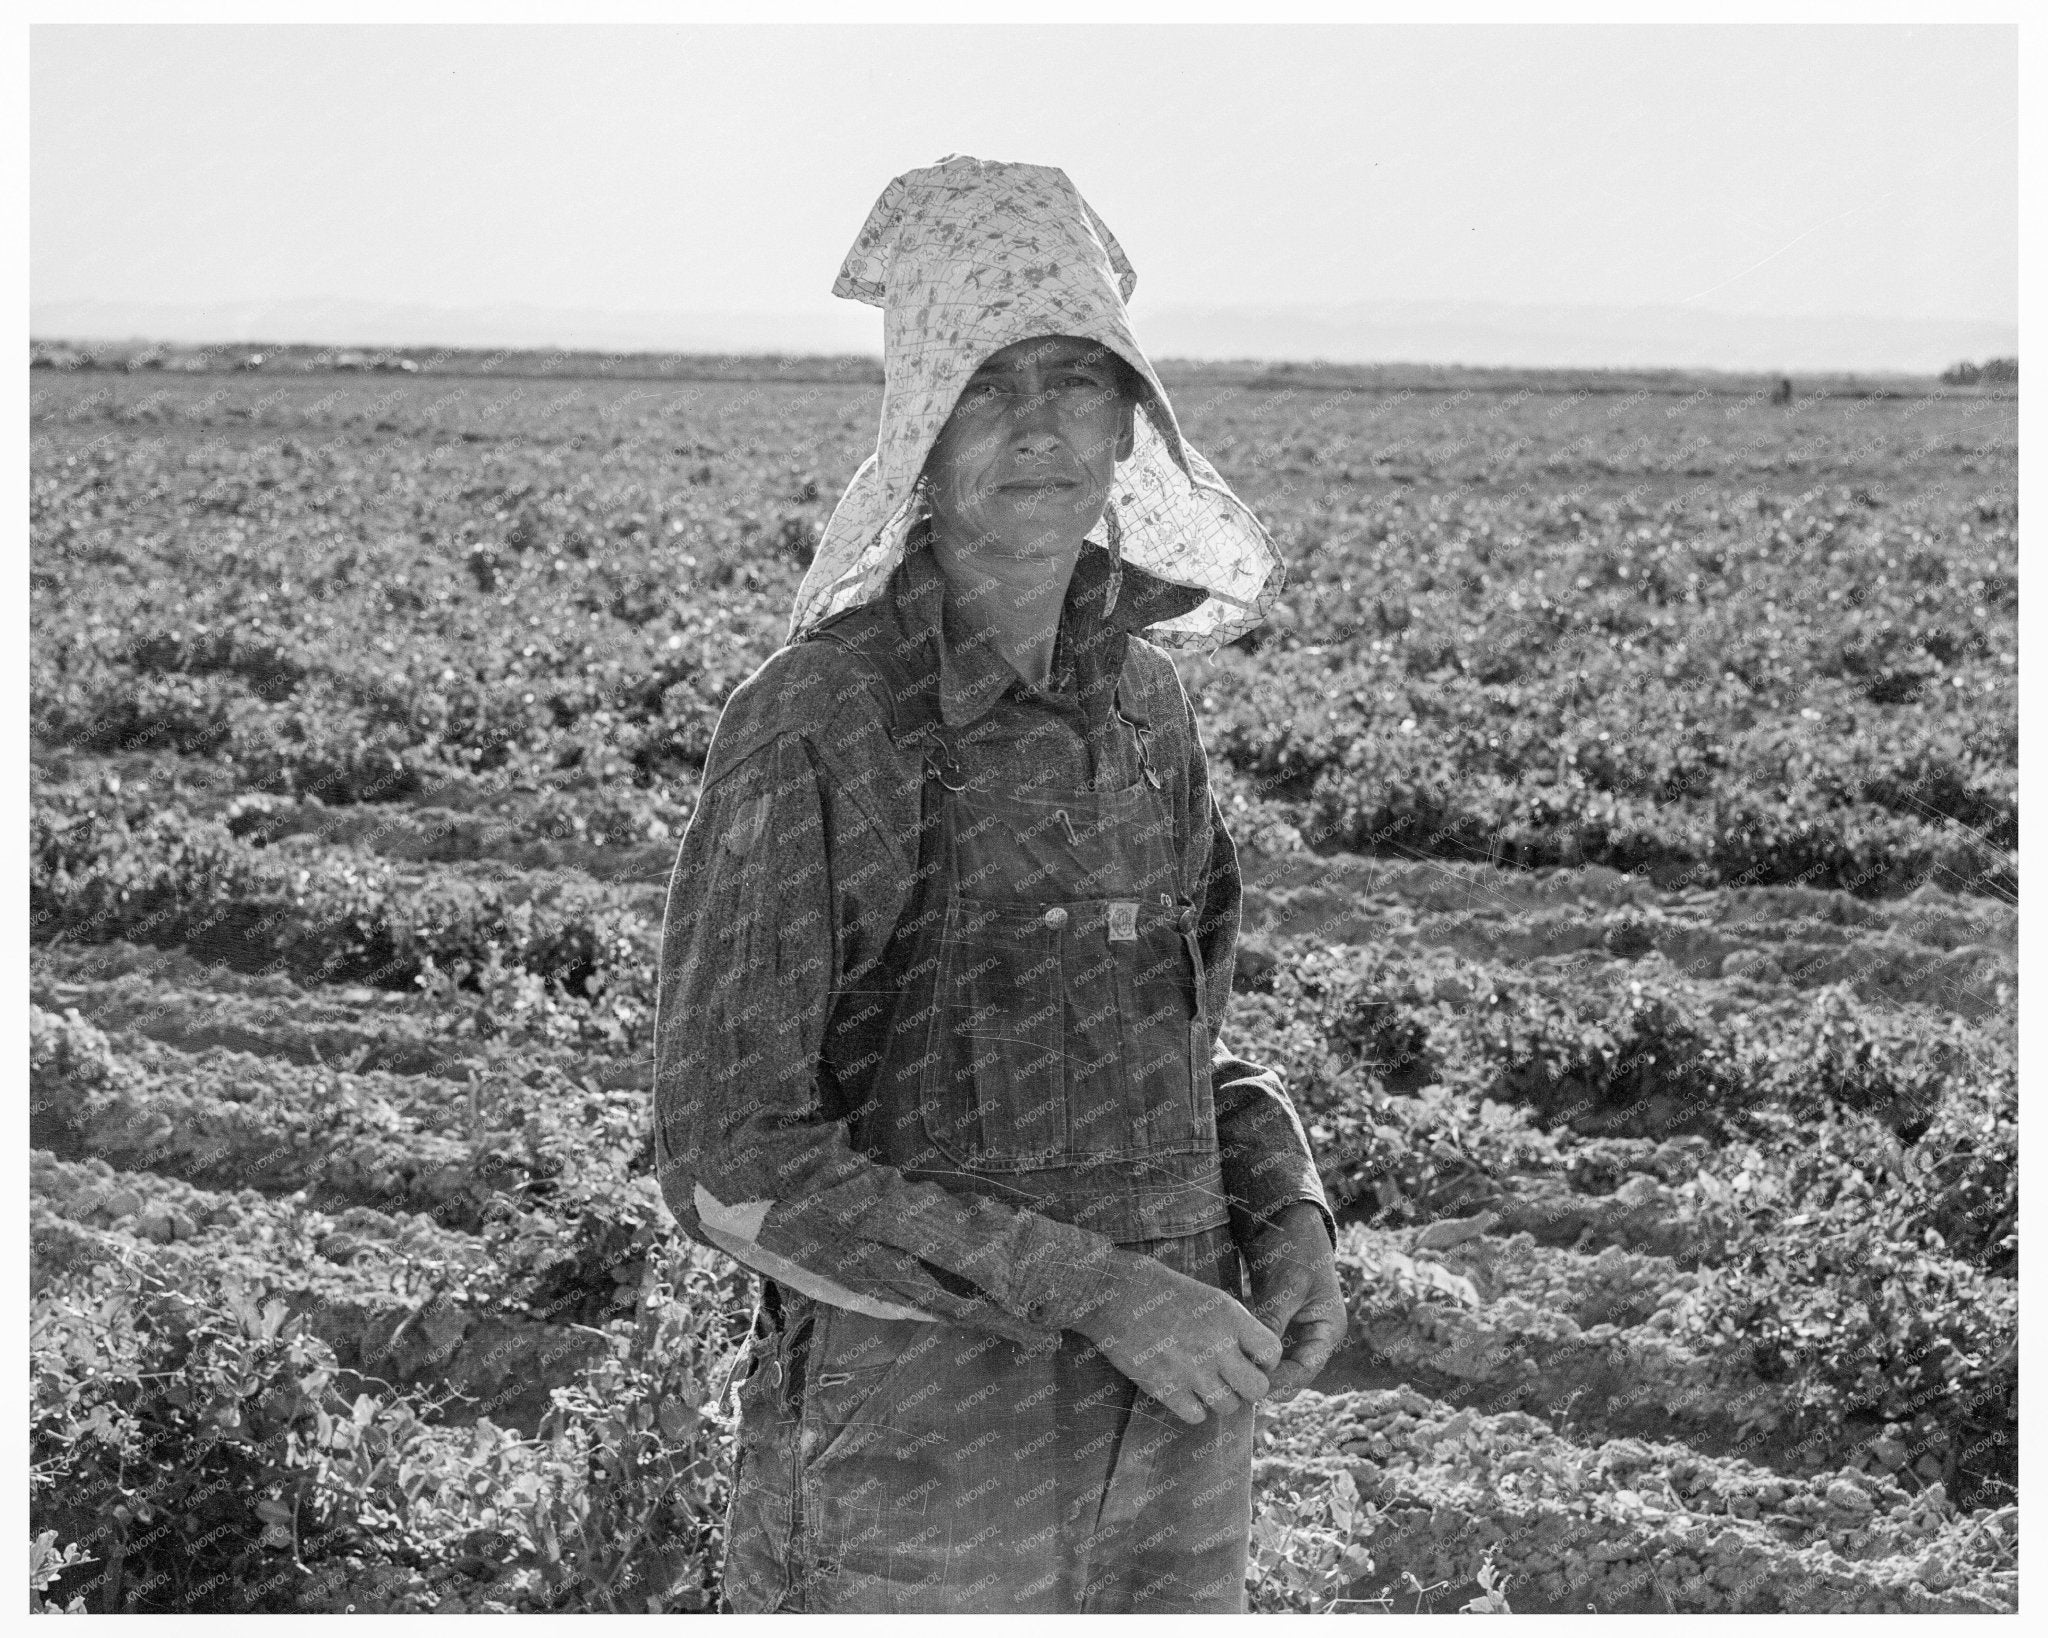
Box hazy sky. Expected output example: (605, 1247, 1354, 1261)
(34, 24, 2016, 327)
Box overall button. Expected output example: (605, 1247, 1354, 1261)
(1042, 906, 1068, 929)
(1177, 905, 1199, 934)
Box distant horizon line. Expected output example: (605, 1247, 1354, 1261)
(29, 293, 2018, 377)
(35, 338, 2021, 397)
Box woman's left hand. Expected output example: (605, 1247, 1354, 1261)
(1243, 1202, 1347, 1402)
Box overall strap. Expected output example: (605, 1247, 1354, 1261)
(805, 618, 962, 780)
(804, 616, 962, 901)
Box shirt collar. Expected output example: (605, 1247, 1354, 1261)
(889, 525, 1205, 729)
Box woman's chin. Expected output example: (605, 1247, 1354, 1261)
(939, 506, 1100, 561)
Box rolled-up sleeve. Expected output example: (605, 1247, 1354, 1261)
(1177, 679, 1338, 1253)
(651, 654, 1135, 1343)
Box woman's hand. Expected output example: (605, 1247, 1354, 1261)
(1242, 1202, 1347, 1402)
(1070, 1250, 1285, 1426)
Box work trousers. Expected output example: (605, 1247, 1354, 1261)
(719, 1223, 1254, 1613)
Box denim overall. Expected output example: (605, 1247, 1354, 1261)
(718, 610, 1254, 1613)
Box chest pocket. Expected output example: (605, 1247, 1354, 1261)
(919, 777, 1211, 1173)
(926, 898, 1071, 1165)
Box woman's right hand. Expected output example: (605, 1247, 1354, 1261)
(1069, 1250, 1284, 1425)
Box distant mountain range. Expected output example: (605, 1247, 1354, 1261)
(30, 295, 2016, 375)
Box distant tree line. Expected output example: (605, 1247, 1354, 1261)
(1940, 357, 2018, 386)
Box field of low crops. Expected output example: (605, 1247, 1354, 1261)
(29, 358, 2016, 1612)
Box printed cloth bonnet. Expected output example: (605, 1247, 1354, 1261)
(785, 154, 1284, 651)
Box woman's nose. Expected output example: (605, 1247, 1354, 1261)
(1008, 391, 1061, 448)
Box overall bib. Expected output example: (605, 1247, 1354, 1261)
(718, 617, 1254, 1614)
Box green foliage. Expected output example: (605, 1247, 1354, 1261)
(1198, 473, 2014, 894)
(1254, 1385, 2016, 1613)
(1449, 974, 1749, 1134)
(1246, 1470, 1381, 1612)
(290, 1238, 747, 1614)
(30, 1257, 375, 1611)
(511, 1242, 744, 1611)
(29, 1004, 660, 1320)
(31, 1230, 746, 1615)
(30, 1002, 123, 1099)
(1670, 1101, 2018, 1506)
(1461, 1556, 1514, 1613)
(30, 1532, 94, 1613)
(1897, 1067, 2017, 1273)
(31, 793, 655, 1048)
(30, 375, 2016, 898)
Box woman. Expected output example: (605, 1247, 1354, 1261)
(652, 155, 1343, 1613)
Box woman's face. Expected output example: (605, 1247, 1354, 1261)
(921, 334, 1137, 561)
